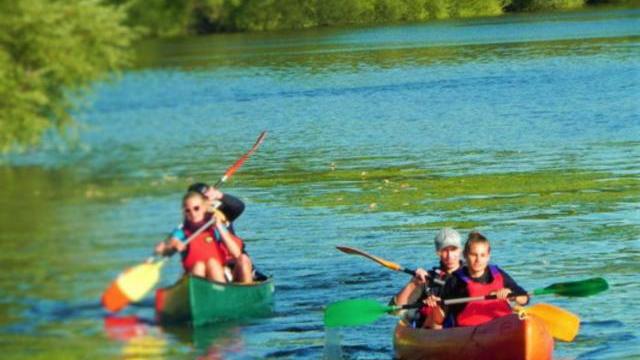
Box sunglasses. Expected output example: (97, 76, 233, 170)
(183, 205, 201, 214)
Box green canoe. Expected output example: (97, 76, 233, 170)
(155, 272, 275, 326)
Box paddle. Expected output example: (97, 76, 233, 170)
(213, 131, 267, 188)
(334, 246, 605, 340)
(324, 278, 607, 335)
(101, 131, 267, 312)
(518, 303, 580, 342)
(324, 298, 580, 341)
(335, 246, 444, 285)
(444, 277, 609, 304)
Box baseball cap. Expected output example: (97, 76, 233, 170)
(434, 227, 461, 251)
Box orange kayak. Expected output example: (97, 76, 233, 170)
(393, 313, 553, 360)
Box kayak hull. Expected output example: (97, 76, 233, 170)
(393, 313, 553, 360)
(155, 273, 275, 326)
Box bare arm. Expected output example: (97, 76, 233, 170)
(394, 268, 428, 305)
(498, 268, 530, 306)
(215, 218, 242, 258)
(154, 237, 185, 256)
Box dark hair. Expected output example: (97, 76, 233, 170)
(464, 231, 491, 256)
(183, 190, 207, 204)
(187, 182, 209, 195)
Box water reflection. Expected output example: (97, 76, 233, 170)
(192, 324, 244, 359)
(103, 315, 249, 360)
(323, 327, 343, 359)
(104, 316, 167, 359)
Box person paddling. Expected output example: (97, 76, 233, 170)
(392, 227, 463, 329)
(154, 189, 254, 283)
(425, 231, 528, 328)
(186, 182, 245, 233)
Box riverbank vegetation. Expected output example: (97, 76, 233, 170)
(110, 0, 639, 35)
(0, 0, 136, 153)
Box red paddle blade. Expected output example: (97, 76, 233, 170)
(215, 131, 267, 187)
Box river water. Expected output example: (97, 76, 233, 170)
(1, 7, 639, 360)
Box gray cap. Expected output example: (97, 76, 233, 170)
(434, 227, 461, 251)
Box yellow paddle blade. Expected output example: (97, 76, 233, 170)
(336, 246, 402, 271)
(117, 260, 164, 301)
(102, 260, 164, 312)
(521, 303, 580, 342)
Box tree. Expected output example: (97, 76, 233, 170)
(0, 0, 136, 152)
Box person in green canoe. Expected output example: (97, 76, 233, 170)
(425, 231, 529, 328)
(154, 184, 254, 283)
(392, 227, 463, 329)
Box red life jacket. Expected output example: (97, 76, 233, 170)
(181, 218, 224, 272)
(455, 265, 513, 327)
(181, 218, 245, 271)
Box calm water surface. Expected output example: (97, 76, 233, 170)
(1, 8, 639, 359)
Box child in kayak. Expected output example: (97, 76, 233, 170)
(425, 231, 529, 328)
(154, 188, 254, 283)
(392, 227, 464, 329)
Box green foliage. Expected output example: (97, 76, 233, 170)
(193, 0, 253, 32)
(586, 0, 640, 3)
(508, 0, 584, 11)
(110, 0, 640, 36)
(190, 0, 247, 32)
(0, 0, 136, 152)
(402, 0, 431, 21)
(375, 0, 409, 22)
(451, 0, 509, 17)
(424, 0, 452, 19)
(234, 0, 317, 31)
(316, 0, 377, 26)
(116, 0, 192, 36)
(110, 0, 524, 36)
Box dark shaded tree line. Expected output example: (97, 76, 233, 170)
(109, 0, 638, 35)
